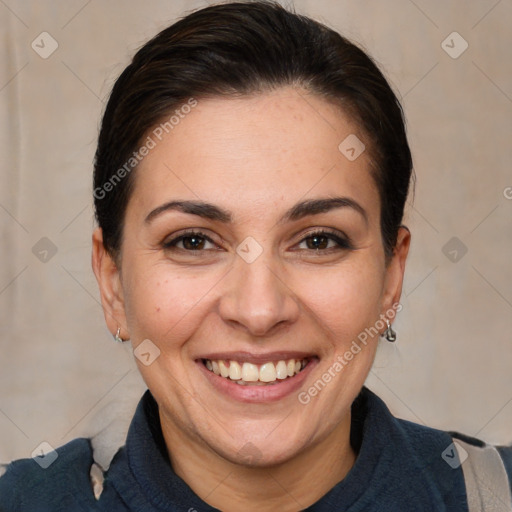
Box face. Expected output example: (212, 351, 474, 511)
(93, 87, 409, 467)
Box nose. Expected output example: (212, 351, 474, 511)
(218, 253, 300, 337)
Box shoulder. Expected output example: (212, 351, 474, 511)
(0, 438, 100, 511)
(398, 412, 512, 473)
(398, 415, 512, 501)
(361, 387, 465, 468)
(361, 388, 512, 506)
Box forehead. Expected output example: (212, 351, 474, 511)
(129, 88, 379, 223)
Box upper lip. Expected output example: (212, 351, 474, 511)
(196, 351, 317, 365)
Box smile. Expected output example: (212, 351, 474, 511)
(195, 351, 319, 402)
(202, 358, 309, 385)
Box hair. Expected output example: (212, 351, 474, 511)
(93, 0, 413, 265)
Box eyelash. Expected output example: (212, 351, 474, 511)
(162, 229, 353, 253)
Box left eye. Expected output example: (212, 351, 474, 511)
(296, 231, 351, 251)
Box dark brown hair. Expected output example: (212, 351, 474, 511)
(93, 0, 413, 263)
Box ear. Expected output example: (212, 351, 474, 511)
(91, 227, 129, 340)
(381, 226, 411, 314)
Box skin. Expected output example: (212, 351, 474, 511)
(92, 87, 410, 511)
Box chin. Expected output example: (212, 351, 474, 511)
(209, 428, 310, 469)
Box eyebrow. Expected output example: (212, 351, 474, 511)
(144, 197, 368, 226)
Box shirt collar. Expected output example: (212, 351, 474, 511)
(109, 386, 455, 511)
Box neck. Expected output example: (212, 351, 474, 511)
(160, 412, 356, 512)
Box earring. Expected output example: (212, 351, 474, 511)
(113, 327, 124, 343)
(381, 318, 396, 342)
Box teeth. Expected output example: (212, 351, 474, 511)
(276, 360, 288, 380)
(259, 362, 277, 382)
(203, 358, 309, 384)
(287, 360, 295, 377)
(235, 380, 276, 386)
(219, 360, 230, 378)
(241, 362, 259, 382)
(229, 361, 242, 380)
(233, 380, 275, 386)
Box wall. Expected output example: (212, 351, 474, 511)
(1, 0, 511, 463)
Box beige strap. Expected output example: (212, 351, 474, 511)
(453, 438, 512, 511)
(89, 462, 105, 500)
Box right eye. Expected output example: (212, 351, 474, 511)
(162, 230, 218, 251)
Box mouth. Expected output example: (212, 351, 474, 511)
(201, 357, 310, 385)
(195, 353, 319, 403)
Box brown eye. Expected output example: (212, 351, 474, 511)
(298, 230, 352, 251)
(181, 235, 206, 250)
(305, 234, 330, 250)
(163, 231, 216, 251)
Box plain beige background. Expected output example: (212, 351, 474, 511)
(1, 0, 511, 464)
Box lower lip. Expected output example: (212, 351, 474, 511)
(196, 359, 318, 403)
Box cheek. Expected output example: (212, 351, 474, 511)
(122, 259, 223, 345)
(292, 258, 384, 342)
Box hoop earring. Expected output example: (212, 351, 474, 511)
(381, 318, 396, 342)
(113, 327, 124, 343)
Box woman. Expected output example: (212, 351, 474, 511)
(1, 1, 510, 510)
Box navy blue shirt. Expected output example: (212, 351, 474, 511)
(1, 386, 511, 511)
